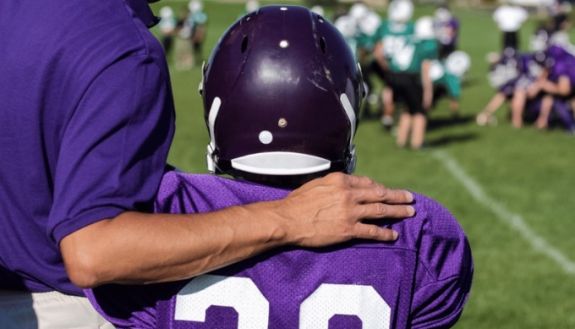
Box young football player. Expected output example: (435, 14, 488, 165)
(375, 16, 438, 149)
(430, 50, 471, 116)
(476, 50, 518, 125)
(86, 6, 473, 329)
(373, 0, 415, 130)
(434, 5, 460, 59)
(531, 44, 575, 132)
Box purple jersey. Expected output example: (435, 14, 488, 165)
(514, 53, 545, 90)
(546, 45, 575, 85)
(491, 52, 543, 97)
(86, 172, 473, 329)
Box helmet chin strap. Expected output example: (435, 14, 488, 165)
(345, 145, 357, 174)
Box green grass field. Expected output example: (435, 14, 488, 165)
(151, 2, 575, 327)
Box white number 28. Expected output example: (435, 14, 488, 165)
(174, 274, 391, 329)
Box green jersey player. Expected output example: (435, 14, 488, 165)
(372, 0, 415, 130)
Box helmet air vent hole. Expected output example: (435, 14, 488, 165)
(241, 36, 249, 53)
(319, 37, 327, 54)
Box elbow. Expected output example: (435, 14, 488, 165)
(63, 253, 102, 288)
(60, 222, 112, 288)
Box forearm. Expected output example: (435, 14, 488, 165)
(61, 173, 415, 288)
(541, 78, 570, 96)
(61, 202, 289, 288)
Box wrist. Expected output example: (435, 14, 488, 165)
(242, 200, 293, 246)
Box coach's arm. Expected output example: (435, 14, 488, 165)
(60, 173, 415, 288)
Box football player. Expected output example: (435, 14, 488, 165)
(373, 0, 415, 130)
(508, 51, 547, 128)
(86, 6, 473, 328)
(531, 44, 575, 132)
(158, 6, 177, 56)
(434, 5, 460, 59)
(492, 2, 528, 51)
(354, 10, 384, 118)
(187, 0, 208, 66)
(375, 15, 438, 149)
(430, 51, 471, 116)
(477, 49, 525, 126)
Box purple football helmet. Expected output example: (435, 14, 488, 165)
(201, 5, 364, 186)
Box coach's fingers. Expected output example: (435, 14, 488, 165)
(351, 186, 414, 205)
(353, 223, 399, 241)
(345, 174, 379, 187)
(356, 202, 415, 219)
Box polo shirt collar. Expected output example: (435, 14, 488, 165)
(125, 0, 160, 28)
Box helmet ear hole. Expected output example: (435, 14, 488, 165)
(241, 36, 249, 53)
(319, 37, 327, 54)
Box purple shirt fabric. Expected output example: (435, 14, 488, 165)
(546, 46, 575, 85)
(0, 0, 175, 295)
(86, 172, 473, 329)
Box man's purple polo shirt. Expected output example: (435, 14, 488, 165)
(0, 0, 175, 295)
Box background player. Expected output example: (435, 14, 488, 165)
(430, 50, 471, 116)
(373, 0, 415, 131)
(434, 4, 460, 59)
(86, 6, 473, 329)
(375, 15, 438, 149)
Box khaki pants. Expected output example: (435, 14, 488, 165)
(0, 290, 114, 329)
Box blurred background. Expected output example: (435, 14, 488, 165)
(149, 0, 575, 327)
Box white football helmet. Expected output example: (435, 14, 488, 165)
(446, 51, 471, 78)
(159, 6, 174, 19)
(359, 11, 382, 36)
(388, 0, 413, 23)
(415, 16, 435, 40)
(434, 7, 452, 22)
(335, 15, 357, 39)
(188, 0, 202, 13)
(246, 0, 259, 13)
(349, 3, 369, 21)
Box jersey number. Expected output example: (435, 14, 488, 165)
(174, 274, 391, 329)
(383, 36, 415, 70)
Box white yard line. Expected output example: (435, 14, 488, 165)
(432, 150, 575, 275)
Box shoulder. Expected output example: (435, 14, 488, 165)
(155, 171, 290, 213)
(407, 193, 472, 282)
(404, 194, 473, 328)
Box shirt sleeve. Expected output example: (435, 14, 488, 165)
(410, 196, 474, 329)
(48, 54, 175, 244)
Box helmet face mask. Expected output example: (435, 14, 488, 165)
(201, 6, 364, 188)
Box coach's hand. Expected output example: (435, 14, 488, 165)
(278, 172, 415, 247)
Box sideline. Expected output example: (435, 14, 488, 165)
(432, 150, 575, 275)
